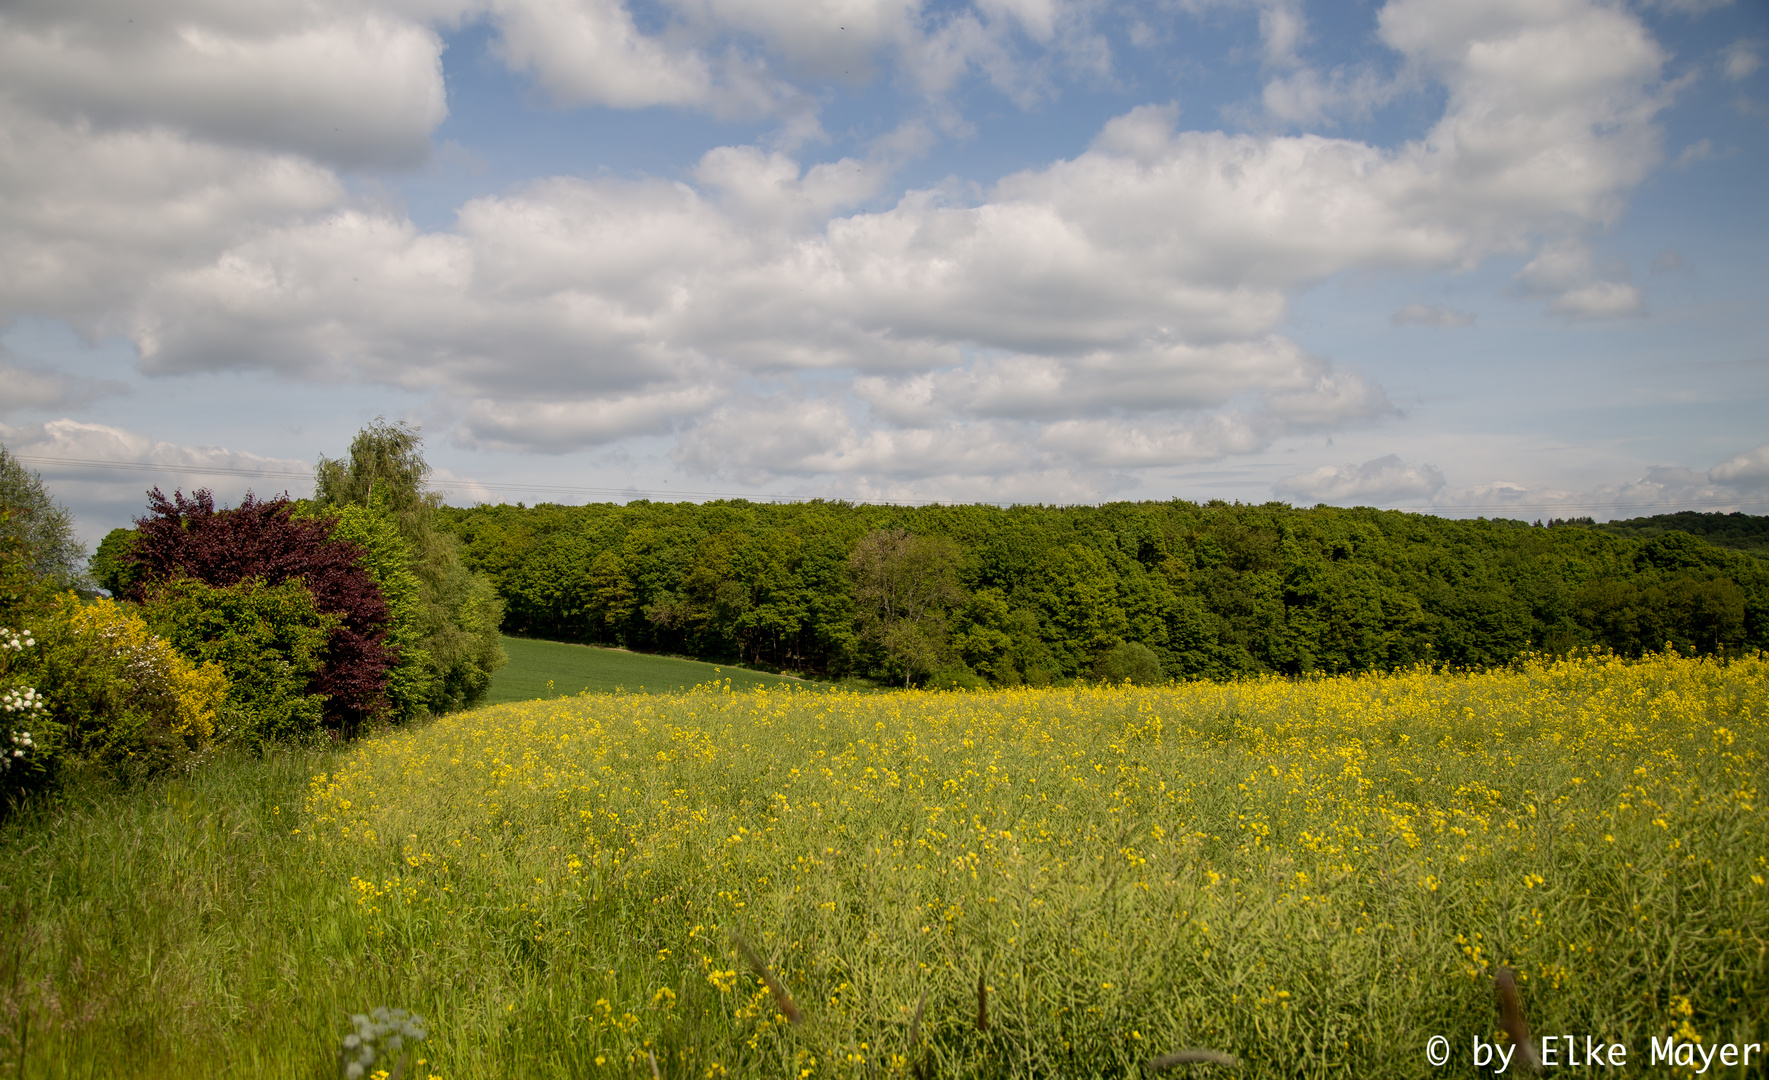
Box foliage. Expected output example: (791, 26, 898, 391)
(143, 577, 335, 744)
(124, 488, 395, 730)
(849, 528, 965, 685)
(16, 594, 227, 781)
(1596, 510, 1769, 558)
(89, 526, 142, 596)
(0, 511, 55, 628)
(1, 622, 47, 797)
(313, 419, 506, 713)
(0, 445, 88, 590)
(438, 500, 1769, 683)
(1092, 640, 1163, 684)
(317, 497, 434, 721)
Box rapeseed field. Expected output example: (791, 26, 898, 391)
(298, 652, 1767, 1078)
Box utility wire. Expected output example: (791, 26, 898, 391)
(13, 454, 1765, 516)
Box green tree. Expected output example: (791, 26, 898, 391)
(850, 529, 965, 685)
(0, 445, 87, 590)
(89, 527, 141, 597)
(1092, 641, 1163, 685)
(314, 420, 506, 712)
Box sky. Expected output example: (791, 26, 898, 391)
(1, 0, 1767, 548)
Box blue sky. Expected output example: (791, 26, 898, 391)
(1, 0, 1765, 545)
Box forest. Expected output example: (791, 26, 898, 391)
(437, 500, 1769, 685)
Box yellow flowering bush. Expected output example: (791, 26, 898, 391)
(304, 653, 1767, 1076)
(27, 593, 228, 775)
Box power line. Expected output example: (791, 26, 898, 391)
(14, 455, 1765, 517)
(11, 454, 935, 506)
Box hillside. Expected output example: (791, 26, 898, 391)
(1595, 511, 1769, 558)
(486, 635, 805, 702)
(438, 499, 1769, 685)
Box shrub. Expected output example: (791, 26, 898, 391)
(1092, 640, 1164, 685)
(23, 594, 227, 779)
(125, 488, 395, 731)
(143, 578, 335, 744)
(1, 622, 48, 798)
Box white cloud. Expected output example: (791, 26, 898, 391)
(0, 1, 449, 168)
(1549, 281, 1645, 320)
(1261, 64, 1397, 126)
(1391, 303, 1475, 327)
(1709, 444, 1769, 489)
(1673, 138, 1717, 168)
(1039, 413, 1273, 468)
(1722, 39, 1761, 81)
(490, 0, 722, 110)
(0, 0, 1683, 494)
(458, 385, 725, 453)
(0, 358, 125, 415)
(1513, 239, 1645, 319)
(0, 417, 315, 545)
(1273, 453, 1445, 504)
(0, 100, 344, 330)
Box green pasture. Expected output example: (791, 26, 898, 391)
(484, 635, 804, 702)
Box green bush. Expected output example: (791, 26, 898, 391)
(19, 594, 227, 783)
(1092, 640, 1164, 685)
(143, 578, 336, 744)
(925, 662, 987, 690)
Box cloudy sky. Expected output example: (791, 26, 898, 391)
(2, 0, 1766, 545)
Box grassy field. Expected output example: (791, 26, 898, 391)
(2, 653, 1766, 1078)
(485, 635, 806, 703)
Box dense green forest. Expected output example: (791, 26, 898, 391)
(1592, 510, 1769, 558)
(436, 500, 1769, 685)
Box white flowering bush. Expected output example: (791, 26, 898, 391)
(2, 625, 46, 787)
(338, 1006, 427, 1079)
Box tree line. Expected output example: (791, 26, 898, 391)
(437, 499, 1769, 685)
(3, 424, 504, 802)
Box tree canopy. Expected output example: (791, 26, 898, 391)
(438, 500, 1769, 684)
(0, 446, 87, 590)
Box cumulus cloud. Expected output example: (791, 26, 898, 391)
(1396, 450, 1769, 520)
(1273, 454, 1445, 504)
(0, 417, 314, 545)
(1722, 40, 1761, 81)
(1550, 282, 1645, 320)
(1261, 64, 1397, 126)
(1709, 444, 1769, 489)
(0, 0, 1683, 493)
(0, 0, 450, 169)
(1513, 239, 1645, 320)
(0, 347, 127, 414)
(1391, 303, 1475, 328)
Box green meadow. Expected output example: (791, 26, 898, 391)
(485, 635, 807, 703)
(2, 653, 1765, 1078)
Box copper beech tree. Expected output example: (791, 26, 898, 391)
(125, 488, 396, 730)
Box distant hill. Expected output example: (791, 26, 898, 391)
(1595, 512, 1769, 559)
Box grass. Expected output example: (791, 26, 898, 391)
(2, 652, 1766, 1078)
(485, 635, 806, 703)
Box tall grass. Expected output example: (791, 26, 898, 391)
(3, 653, 1766, 1078)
